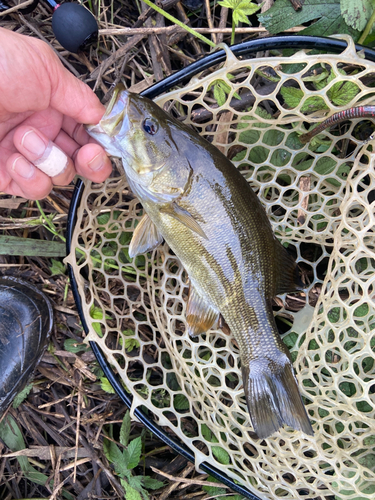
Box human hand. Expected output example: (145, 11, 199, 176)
(0, 28, 112, 200)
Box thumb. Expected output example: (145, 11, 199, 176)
(46, 52, 105, 124)
(0, 29, 105, 124)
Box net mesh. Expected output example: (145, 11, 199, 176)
(66, 36, 375, 499)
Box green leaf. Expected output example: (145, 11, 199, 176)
(213, 84, 227, 106)
(64, 338, 90, 354)
(314, 156, 337, 175)
(100, 377, 116, 394)
(127, 436, 142, 469)
(301, 96, 329, 114)
(201, 423, 213, 441)
(292, 158, 314, 171)
(327, 81, 360, 106)
(121, 330, 140, 352)
(212, 445, 231, 465)
(49, 258, 66, 276)
(90, 305, 110, 338)
(354, 303, 369, 317)
(104, 439, 132, 478)
(239, 129, 261, 144)
(124, 338, 140, 352)
(0, 235, 66, 257)
(340, 0, 373, 31)
(103, 438, 123, 465)
(203, 475, 227, 495)
(173, 393, 190, 410)
(218, 0, 260, 26)
(263, 129, 284, 147)
(280, 86, 303, 109)
(120, 411, 132, 447)
(13, 384, 33, 409)
(90, 305, 105, 320)
(143, 477, 165, 489)
(258, 0, 360, 40)
(248, 145, 269, 163)
(121, 480, 143, 500)
(128, 475, 144, 492)
(0, 415, 49, 486)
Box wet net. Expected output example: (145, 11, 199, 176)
(66, 37, 375, 499)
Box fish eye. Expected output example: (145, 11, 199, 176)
(142, 117, 159, 135)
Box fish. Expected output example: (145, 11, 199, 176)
(86, 85, 314, 439)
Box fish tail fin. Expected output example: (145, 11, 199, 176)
(242, 357, 313, 439)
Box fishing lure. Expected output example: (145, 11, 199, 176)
(299, 106, 375, 143)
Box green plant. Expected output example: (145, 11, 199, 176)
(103, 411, 164, 499)
(218, 0, 261, 44)
(208, 74, 241, 106)
(258, 0, 375, 46)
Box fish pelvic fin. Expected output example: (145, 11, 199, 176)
(242, 356, 313, 439)
(186, 281, 220, 336)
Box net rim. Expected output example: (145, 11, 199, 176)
(66, 35, 375, 500)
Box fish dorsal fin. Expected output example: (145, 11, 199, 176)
(160, 203, 208, 240)
(274, 244, 304, 296)
(186, 282, 219, 337)
(129, 214, 164, 258)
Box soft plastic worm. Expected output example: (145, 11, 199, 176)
(299, 106, 375, 144)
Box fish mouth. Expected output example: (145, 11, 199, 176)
(100, 88, 130, 137)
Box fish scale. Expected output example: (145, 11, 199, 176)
(86, 86, 313, 439)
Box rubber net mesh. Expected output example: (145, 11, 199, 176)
(66, 37, 375, 499)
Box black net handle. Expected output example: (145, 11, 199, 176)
(66, 35, 375, 500)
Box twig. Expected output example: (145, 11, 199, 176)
(142, 1, 164, 81)
(140, 0, 216, 48)
(203, 0, 216, 44)
(0, 0, 34, 16)
(90, 33, 146, 81)
(216, 6, 228, 44)
(99, 26, 304, 35)
(151, 466, 228, 488)
(174, 1, 201, 55)
(133, 0, 180, 27)
(73, 377, 82, 483)
(287, 0, 303, 10)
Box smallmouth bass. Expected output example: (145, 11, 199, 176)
(86, 86, 313, 439)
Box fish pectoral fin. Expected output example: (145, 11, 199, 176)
(242, 356, 313, 439)
(186, 283, 219, 337)
(129, 214, 164, 258)
(160, 203, 208, 240)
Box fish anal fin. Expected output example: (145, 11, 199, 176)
(129, 214, 164, 258)
(274, 245, 304, 296)
(186, 284, 219, 337)
(160, 202, 208, 240)
(242, 356, 313, 439)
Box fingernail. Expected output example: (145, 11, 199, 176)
(88, 152, 105, 171)
(21, 130, 46, 156)
(12, 156, 35, 179)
